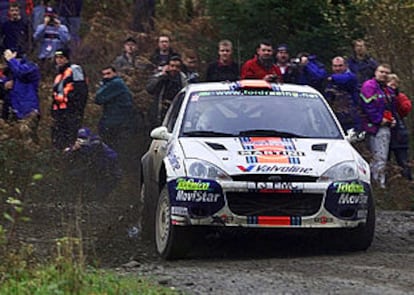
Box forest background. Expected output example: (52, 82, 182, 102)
(1, 0, 414, 226)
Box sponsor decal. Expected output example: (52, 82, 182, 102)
(334, 182, 365, 193)
(199, 90, 319, 99)
(338, 194, 368, 205)
(325, 181, 371, 220)
(247, 216, 301, 226)
(168, 178, 225, 217)
(171, 206, 189, 216)
(314, 216, 333, 224)
(357, 157, 368, 175)
(237, 164, 313, 174)
(239, 137, 301, 164)
(175, 190, 220, 203)
(248, 182, 301, 191)
(167, 150, 180, 170)
(219, 214, 234, 224)
(176, 178, 210, 191)
(238, 150, 305, 157)
(190, 94, 200, 101)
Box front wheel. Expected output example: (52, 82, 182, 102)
(155, 186, 192, 259)
(343, 197, 376, 251)
(328, 196, 376, 252)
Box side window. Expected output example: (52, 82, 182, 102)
(164, 92, 185, 132)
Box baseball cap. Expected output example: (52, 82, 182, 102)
(44, 6, 57, 16)
(77, 127, 91, 139)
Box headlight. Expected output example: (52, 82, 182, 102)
(318, 161, 358, 182)
(185, 159, 232, 180)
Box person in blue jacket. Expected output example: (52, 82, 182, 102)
(33, 6, 70, 60)
(291, 52, 327, 93)
(64, 127, 122, 199)
(3, 48, 40, 144)
(325, 56, 361, 132)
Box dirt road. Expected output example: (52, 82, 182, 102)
(16, 190, 414, 294)
(119, 210, 414, 295)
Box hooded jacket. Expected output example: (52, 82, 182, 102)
(7, 57, 40, 119)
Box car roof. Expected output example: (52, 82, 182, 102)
(184, 80, 322, 96)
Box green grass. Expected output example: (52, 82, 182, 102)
(0, 263, 178, 295)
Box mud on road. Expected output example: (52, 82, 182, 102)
(119, 211, 414, 295)
(16, 188, 414, 295)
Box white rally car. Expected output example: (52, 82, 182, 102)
(140, 80, 375, 259)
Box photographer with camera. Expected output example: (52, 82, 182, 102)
(146, 55, 187, 129)
(287, 52, 327, 93)
(33, 6, 70, 61)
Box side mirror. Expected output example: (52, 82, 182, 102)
(150, 126, 172, 141)
(345, 128, 366, 143)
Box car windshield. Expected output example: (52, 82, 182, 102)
(180, 90, 342, 139)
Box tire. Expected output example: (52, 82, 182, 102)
(155, 185, 192, 259)
(329, 196, 376, 252)
(343, 196, 376, 251)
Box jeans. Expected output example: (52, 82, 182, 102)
(369, 127, 391, 187)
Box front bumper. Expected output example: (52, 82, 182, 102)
(168, 177, 372, 229)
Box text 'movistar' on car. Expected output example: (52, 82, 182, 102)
(141, 79, 375, 259)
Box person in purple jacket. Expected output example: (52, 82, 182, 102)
(325, 56, 361, 132)
(64, 127, 122, 199)
(360, 64, 396, 188)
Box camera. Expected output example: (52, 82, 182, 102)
(290, 58, 300, 64)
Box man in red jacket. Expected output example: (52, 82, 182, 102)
(241, 40, 281, 82)
(388, 73, 412, 181)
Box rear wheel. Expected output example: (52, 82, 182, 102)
(140, 183, 157, 241)
(155, 186, 192, 259)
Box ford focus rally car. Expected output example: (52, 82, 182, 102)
(140, 80, 375, 259)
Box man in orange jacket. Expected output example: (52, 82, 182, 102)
(51, 48, 88, 149)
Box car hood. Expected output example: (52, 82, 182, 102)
(178, 137, 356, 177)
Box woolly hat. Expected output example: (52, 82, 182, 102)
(277, 44, 289, 52)
(55, 48, 71, 59)
(124, 37, 137, 44)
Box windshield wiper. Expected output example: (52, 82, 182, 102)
(182, 130, 235, 137)
(238, 129, 304, 138)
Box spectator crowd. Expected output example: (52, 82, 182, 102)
(0, 0, 412, 194)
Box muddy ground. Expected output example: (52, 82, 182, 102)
(14, 180, 414, 295)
